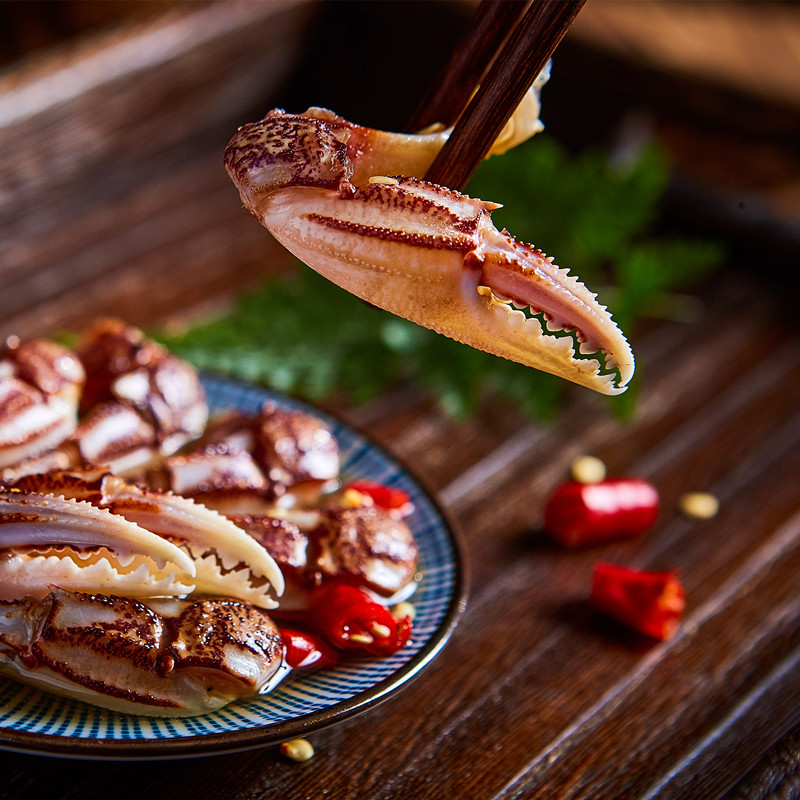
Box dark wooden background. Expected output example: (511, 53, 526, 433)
(1, 2, 799, 797)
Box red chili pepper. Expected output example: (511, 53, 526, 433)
(590, 562, 685, 640)
(544, 478, 659, 548)
(280, 627, 339, 671)
(343, 480, 412, 513)
(307, 583, 412, 657)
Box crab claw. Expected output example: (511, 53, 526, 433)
(225, 109, 634, 394)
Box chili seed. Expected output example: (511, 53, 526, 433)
(368, 175, 399, 185)
(340, 488, 370, 508)
(392, 601, 416, 621)
(281, 738, 315, 762)
(370, 622, 392, 639)
(679, 492, 719, 519)
(570, 455, 606, 484)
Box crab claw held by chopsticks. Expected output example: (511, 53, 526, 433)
(224, 108, 634, 395)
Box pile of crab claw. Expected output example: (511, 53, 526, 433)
(0, 320, 419, 716)
(0, 87, 637, 716)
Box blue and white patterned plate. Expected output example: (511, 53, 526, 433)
(0, 377, 466, 759)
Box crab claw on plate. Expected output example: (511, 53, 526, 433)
(0, 587, 288, 716)
(0, 338, 85, 469)
(100, 476, 285, 608)
(0, 489, 196, 601)
(224, 109, 634, 394)
(7, 468, 285, 609)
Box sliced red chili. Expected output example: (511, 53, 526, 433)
(544, 478, 659, 548)
(590, 562, 685, 640)
(307, 582, 412, 657)
(343, 480, 412, 513)
(280, 627, 339, 671)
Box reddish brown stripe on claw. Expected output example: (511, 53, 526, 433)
(305, 213, 475, 252)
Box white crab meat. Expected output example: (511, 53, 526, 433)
(224, 108, 634, 394)
(71, 400, 159, 475)
(164, 403, 341, 513)
(0, 587, 288, 716)
(0, 339, 85, 469)
(167, 443, 269, 499)
(311, 506, 419, 598)
(77, 318, 209, 468)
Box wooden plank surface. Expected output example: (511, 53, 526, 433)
(1, 2, 799, 797)
(0, 269, 797, 799)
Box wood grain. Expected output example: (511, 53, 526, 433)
(0, 0, 315, 340)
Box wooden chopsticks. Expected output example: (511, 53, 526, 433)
(415, 0, 587, 191)
(404, 0, 532, 134)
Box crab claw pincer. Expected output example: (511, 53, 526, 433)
(224, 109, 634, 395)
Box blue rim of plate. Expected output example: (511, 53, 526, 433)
(0, 375, 467, 759)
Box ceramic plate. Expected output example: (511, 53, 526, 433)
(0, 376, 466, 759)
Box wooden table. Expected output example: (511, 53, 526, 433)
(1, 2, 799, 797)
